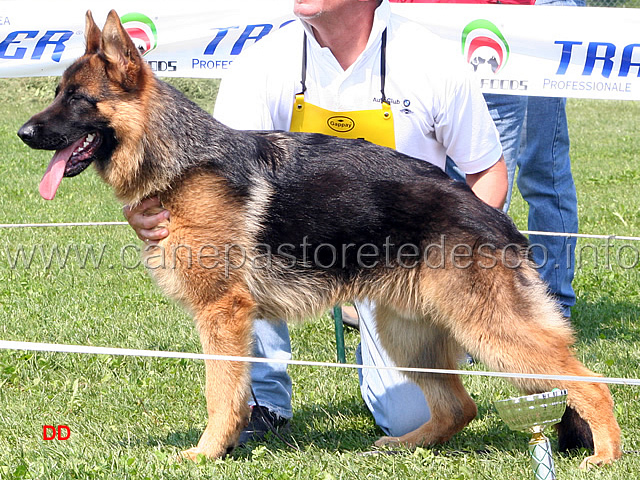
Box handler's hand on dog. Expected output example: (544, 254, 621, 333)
(123, 196, 170, 244)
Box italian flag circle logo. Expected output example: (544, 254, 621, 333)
(461, 19, 509, 74)
(121, 12, 158, 56)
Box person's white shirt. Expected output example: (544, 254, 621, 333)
(213, 0, 502, 174)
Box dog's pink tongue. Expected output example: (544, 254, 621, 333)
(39, 139, 81, 200)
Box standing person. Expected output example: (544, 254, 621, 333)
(124, 0, 506, 444)
(399, 0, 581, 317)
(516, 0, 584, 318)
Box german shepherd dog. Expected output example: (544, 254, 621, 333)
(19, 11, 621, 467)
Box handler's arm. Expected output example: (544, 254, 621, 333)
(465, 155, 508, 210)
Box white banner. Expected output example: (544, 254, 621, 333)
(1, 1, 639, 99)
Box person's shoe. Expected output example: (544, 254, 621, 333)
(237, 406, 290, 446)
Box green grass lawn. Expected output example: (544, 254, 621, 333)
(1, 77, 639, 479)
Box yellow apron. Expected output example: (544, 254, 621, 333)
(289, 30, 396, 149)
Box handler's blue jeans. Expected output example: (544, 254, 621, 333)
(249, 303, 430, 437)
(355, 300, 430, 436)
(249, 318, 293, 420)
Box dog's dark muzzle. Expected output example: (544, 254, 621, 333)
(18, 121, 68, 151)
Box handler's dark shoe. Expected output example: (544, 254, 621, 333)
(237, 406, 290, 446)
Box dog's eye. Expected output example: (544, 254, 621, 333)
(65, 87, 86, 103)
(66, 90, 94, 106)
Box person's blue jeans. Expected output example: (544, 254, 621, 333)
(249, 303, 431, 437)
(516, 0, 583, 315)
(355, 299, 430, 436)
(249, 318, 293, 419)
(518, 95, 578, 315)
(536, 0, 585, 7)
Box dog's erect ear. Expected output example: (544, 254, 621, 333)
(101, 9, 146, 89)
(85, 10, 101, 54)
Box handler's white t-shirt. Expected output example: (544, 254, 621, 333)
(213, 1, 502, 174)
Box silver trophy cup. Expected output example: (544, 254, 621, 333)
(494, 389, 568, 480)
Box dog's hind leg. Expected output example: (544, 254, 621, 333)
(181, 288, 255, 460)
(441, 262, 622, 468)
(372, 306, 478, 448)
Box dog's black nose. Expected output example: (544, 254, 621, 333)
(17, 123, 37, 144)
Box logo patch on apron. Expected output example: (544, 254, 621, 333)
(327, 116, 356, 133)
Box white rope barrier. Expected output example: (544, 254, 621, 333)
(1, 222, 639, 242)
(1, 223, 638, 386)
(0, 222, 128, 228)
(521, 231, 640, 242)
(1, 339, 639, 387)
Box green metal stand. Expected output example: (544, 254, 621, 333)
(332, 305, 346, 363)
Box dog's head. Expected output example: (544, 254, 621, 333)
(17, 10, 149, 200)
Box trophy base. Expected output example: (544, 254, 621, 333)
(529, 430, 556, 480)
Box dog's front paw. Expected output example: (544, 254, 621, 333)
(179, 439, 237, 462)
(179, 447, 205, 462)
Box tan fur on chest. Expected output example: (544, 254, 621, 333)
(143, 171, 252, 313)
